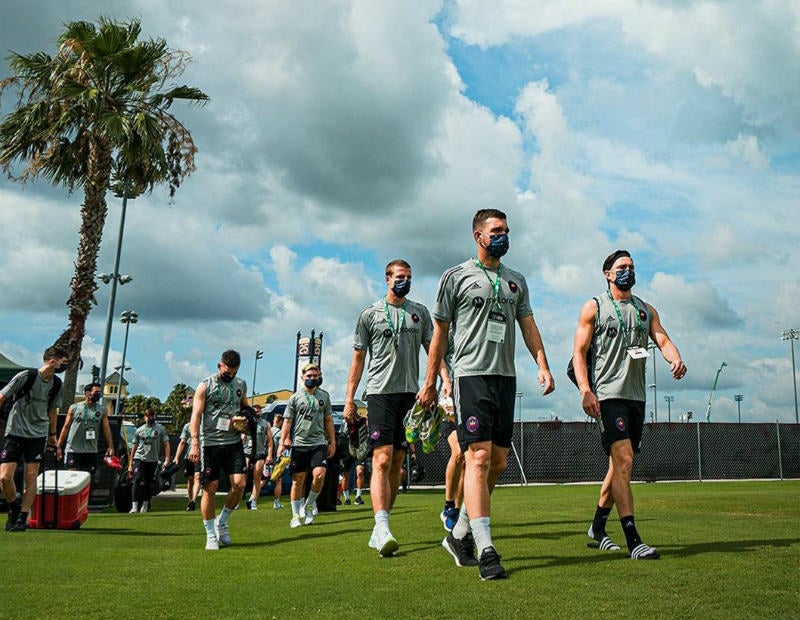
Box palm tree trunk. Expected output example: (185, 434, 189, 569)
(55, 135, 112, 412)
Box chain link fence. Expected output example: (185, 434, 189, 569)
(412, 422, 800, 486)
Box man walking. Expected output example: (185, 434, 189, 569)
(419, 209, 554, 580)
(572, 249, 686, 559)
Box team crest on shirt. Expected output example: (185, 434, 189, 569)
(615, 417, 626, 431)
(318, 399, 324, 407)
(639, 309, 647, 321)
(607, 327, 618, 339)
(236, 389, 242, 397)
(383, 328, 393, 338)
(472, 297, 484, 309)
(0, 449, 6, 460)
(466, 416, 479, 433)
(411, 313, 420, 323)
(508, 281, 518, 293)
(204, 467, 213, 477)
(370, 429, 380, 440)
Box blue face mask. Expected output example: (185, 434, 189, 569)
(392, 279, 411, 298)
(304, 378, 317, 389)
(614, 268, 636, 291)
(315, 377, 323, 387)
(483, 233, 509, 258)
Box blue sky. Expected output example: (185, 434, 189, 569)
(1, 1, 798, 423)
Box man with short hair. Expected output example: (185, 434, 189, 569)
(188, 350, 250, 550)
(281, 363, 335, 528)
(344, 259, 444, 557)
(419, 208, 555, 580)
(57, 382, 114, 473)
(572, 249, 686, 560)
(245, 404, 273, 510)
(0, 345, 67, 532)
(270, 412, 285, 509)
(172, 421, 200, 511)
(128, 408, 170, 513)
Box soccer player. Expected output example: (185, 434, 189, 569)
(188, 350, 250, 550)
(0, 345, 67, 532)
(419, 209, 555, 580)
(343, 259, 445, 557)
(128, 408, 170, 513)
(57, 381, 114, 473)
(172, 421, 200, 511)
(245, 404, 273, 510)
(281, 363, 336, 528)
(572, 249, 686, 559)
(270, 412, 285, 509)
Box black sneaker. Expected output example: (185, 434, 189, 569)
(478, 546, 508, 580)
(5, 495, 21, 531)
(186, 501, 196, 511)
(9, 518, 27, 532)
(442, 532, 479, 567)
(354, 496, 364, 505)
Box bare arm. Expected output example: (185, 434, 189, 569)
(173, 438, 187, 464)
(101, 414, 114, 456)
(280, 418, 293, 452)
(187, 382, 206, 463)
(57, 406, 75, 451)
(418, 319, 450, 407)
(648, 304, 687, 380)
(572, 299, 600, 417)
(325, 414, 336, 458)
(343, 349, 367, 422)
(518, 314, 555, 395)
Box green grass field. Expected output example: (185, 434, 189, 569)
(3, 481, 798, 620)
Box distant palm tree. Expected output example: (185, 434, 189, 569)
(0, 17, 208, 410)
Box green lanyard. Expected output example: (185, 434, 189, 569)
(216, 381, 237, 410)
(607, 291, 644, 346)
(303, 391, 317, 414)
(384, 298, 406, 346)
(474, 257, 502, 308)
(82, 404, 95, 429)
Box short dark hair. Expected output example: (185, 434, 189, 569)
(43, 345, 68, 362)
(83, 382, 102, 393)
(385, 259, 411, 276)
(602, 250, 632, 272)
(221, 350, 241, 368)
(473, 209, 507, 231)
(144, 408, 156, 417)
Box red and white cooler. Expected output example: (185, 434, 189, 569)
(29, 470, 91, 530)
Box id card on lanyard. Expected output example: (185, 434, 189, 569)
(474, 258, 506, 344)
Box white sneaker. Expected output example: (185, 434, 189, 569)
(205, 536, 219, 551)
(309, 503, 318, 517)
(140, 501, 149, 513)
(368, 530, 378, 549)
(128, 507, 138, 514)
(214, 517, 231, 546)
(304, 510, 315, 526)
(290, 515, 303, 529)
(299, 506, 306, 520)
(273, 500, 283, 510)
(374, 528, 399, 557)
(249, 500, 258, 511)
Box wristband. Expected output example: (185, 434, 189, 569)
(48, 432, 57, 437)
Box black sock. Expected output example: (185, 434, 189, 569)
(620, 515, 642, 551)
(444, 500, 456, 511)
(591, 506, 612, 538)
(19, 511, 28, 524)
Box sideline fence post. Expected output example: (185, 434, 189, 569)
(776, 420, 783, 480)
(696, 421, 702, 481)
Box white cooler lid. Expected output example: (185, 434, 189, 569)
(35, 470, 91, 495)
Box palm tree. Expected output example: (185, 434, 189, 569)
(0, 17, 208, 411)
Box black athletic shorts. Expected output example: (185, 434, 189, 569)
(441, 418, 459, 441)
(291, 445, 328, 474)
(65, 451, 97, 472)
(0, 435, 46, 464)
(183, 459, 197, 478)
(201, 441, 247, 483)
(455, 375, 516, 449)
(366, 392, 415, 450)
(340, 455, 368, 471)
(599, 398, 645, 455)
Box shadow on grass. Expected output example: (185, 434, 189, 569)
(661, 537, 800, 558)
(78, 528, 193, 537)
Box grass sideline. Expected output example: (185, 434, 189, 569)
(2, 481, 798, 620)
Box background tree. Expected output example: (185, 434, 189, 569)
(124, 393, 148, 419)
(163, 383, 193, 433)
(0, 17, 208, 412)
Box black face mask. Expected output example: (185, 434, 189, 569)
(89, 392, 102, 403)
(220, 372, 235, 383)
(614, 268, 636, 291)
(315, 377, 323, 387)
(55, 363, 68, 374)
(145, 417, 155, 425)
(304, 378, 317, 389)
(391, 279, 411, 298)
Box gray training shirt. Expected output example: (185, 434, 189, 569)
(433, 259, 533, 377)
(179, 422, 193, 452)
(200, 374, 248, 447)
(591, 292, 652, 402)
(132, 422, 169, 462)
(284, 388, 332, 448)
(353, 297, 433, 395)
(65, 402, 105, 453)
(1, 370, 63, 438)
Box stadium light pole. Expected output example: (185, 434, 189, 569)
(98, 183, 134, 395)
(705, 361, 727, 422)
(734, 394, 743, 424)
(113, 310, 138, 417)
(664, 395, 674, 423)
(252, 349, 263, 398)
(781, 329, 799, 424)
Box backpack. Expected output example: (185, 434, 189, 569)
(0, 369, 63, 423)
